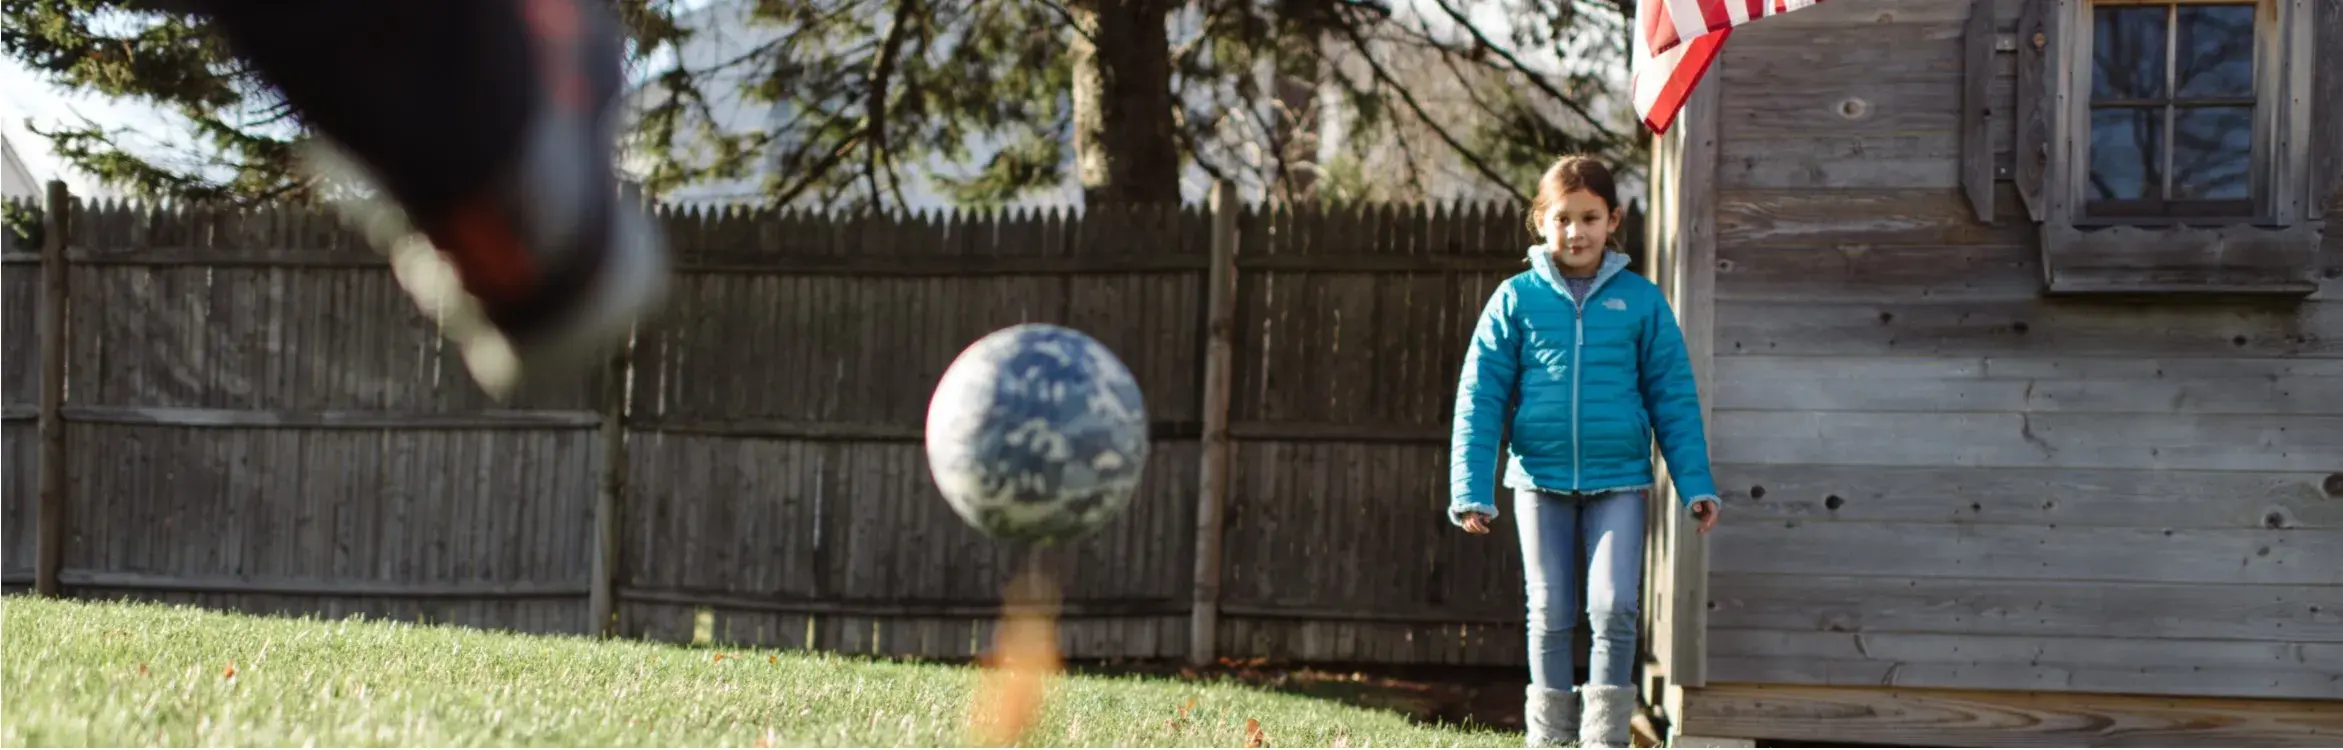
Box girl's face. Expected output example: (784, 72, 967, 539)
(1540, 188, 1618, 275)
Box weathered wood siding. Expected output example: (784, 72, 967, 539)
(4, 201, 38, 582)
(13, 204, 603, 630)
(1214, 204, 1539, 664)
(1702, 0, 2343, 701)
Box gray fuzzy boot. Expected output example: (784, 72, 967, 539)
(1523, 685, 1578, 747)
(1576, 684, 1637, 748)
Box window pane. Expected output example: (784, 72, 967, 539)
(2092, 6, 2166, 101)
(2171, 105, 2252, 200)
(2175, 4, 2255, 98)
(2089, 107, 2163, 200)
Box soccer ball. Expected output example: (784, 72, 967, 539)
(923, 323, 1150, 546)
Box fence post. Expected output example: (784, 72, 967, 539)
(589, 326, 633, 637)
(1188, 180, 1239, 666)
(590, 183, 649, 638)
(35, 179, 71, 598)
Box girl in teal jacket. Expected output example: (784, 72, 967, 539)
(1448, 155, 1722, 748)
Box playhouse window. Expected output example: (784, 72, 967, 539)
(2038, 0, 2323, 296)
(2082, 2, 2257, 221)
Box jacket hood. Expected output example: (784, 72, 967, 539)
(1526, 245, 1633, 302)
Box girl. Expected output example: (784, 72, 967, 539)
(1447, 155, 1722, 748)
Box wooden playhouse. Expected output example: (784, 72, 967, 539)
(1632, 0, 2343, 745)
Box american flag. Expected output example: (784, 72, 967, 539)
(1633, 0, 1827, 134)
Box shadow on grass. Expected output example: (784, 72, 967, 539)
(1053, 660, 1901, 749)
(1063, 657, 1546, 734)
(776, 649, 1543, 736)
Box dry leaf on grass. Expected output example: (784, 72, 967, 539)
(220, 662, 237, 679)
(1243, 718, 1268, 748)
(1165, 696, 1202, 731)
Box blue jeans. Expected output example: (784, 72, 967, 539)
(1514, 487, 1646, 689)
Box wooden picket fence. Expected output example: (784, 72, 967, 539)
(1, 183, 1645, 667)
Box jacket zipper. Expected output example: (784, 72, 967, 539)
(1570, 292, 1585, 490)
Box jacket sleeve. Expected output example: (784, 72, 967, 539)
(1448, 283, 1520, 527)
(1639, 293, 1720, 509)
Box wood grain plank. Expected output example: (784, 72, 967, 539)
(36, 180, 68, 597)
(1709, 573, 2343, 643)
(1720, 134, 2019, 191)
(1710, 519, 2343, 586)
(2013, 0, 2048, 219)
(1720, 20, 2017, 138)
(3, 261, 41, 406)
(1190, 182, 1238, 665)
(1715, 244, 2040, 302)
(1712, 0, 2009, 29)
(56, 406, 601, 429)
(2, 424, 36, 575)
(1708, 628, 2342, 700)
(1961, 0, 1997, 223)
(1715, 409, 2343, 473)
(1714, 355, 2343, 416)
(1715, 298, 2343, 358)
(1716, 463, 2343, 530)
(2040, 222, 2325, 296)
(2314, 0, 2342, 220)
(45, 569, 587, 598)
(1717, 188, 2032, 248)
(1679, 682, 2343, 747)
(1666, 56, 1723, 689)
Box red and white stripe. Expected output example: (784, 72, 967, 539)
(1632, 0, 1825, 134)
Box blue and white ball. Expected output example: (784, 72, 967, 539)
(923, 323, 1150, 545)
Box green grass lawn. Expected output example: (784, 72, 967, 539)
(1, 595, 1519, 747)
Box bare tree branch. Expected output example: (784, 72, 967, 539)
(1170, 102, 1231, 185)
(1417, 0, 1623, 144)
(1330, 18, 1526, 203)
(766, 107, 867, 207)
(1246, 92, 1302, 205)
(1029, 0, 1095, 45)
(1429, 43, 1523, 138)
(864, 0, 917, 209)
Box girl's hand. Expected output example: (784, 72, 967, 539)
(1690, 500, 1720, 535)
(1460, 512, 1492, 535)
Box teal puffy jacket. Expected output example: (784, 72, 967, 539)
(1447, 247, 1720, 526)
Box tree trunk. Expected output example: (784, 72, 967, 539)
(1069, 0, 1181, 205)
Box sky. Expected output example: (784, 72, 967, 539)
(1, 55, 157, 197)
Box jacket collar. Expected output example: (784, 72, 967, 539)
(1527, 245, 1632, 304)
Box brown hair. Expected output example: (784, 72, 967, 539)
(1525, 154, 1621, 236)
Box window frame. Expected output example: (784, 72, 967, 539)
(2038, 0, 2323, 296)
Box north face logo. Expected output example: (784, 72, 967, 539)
(1602, 298, 1628, 311)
